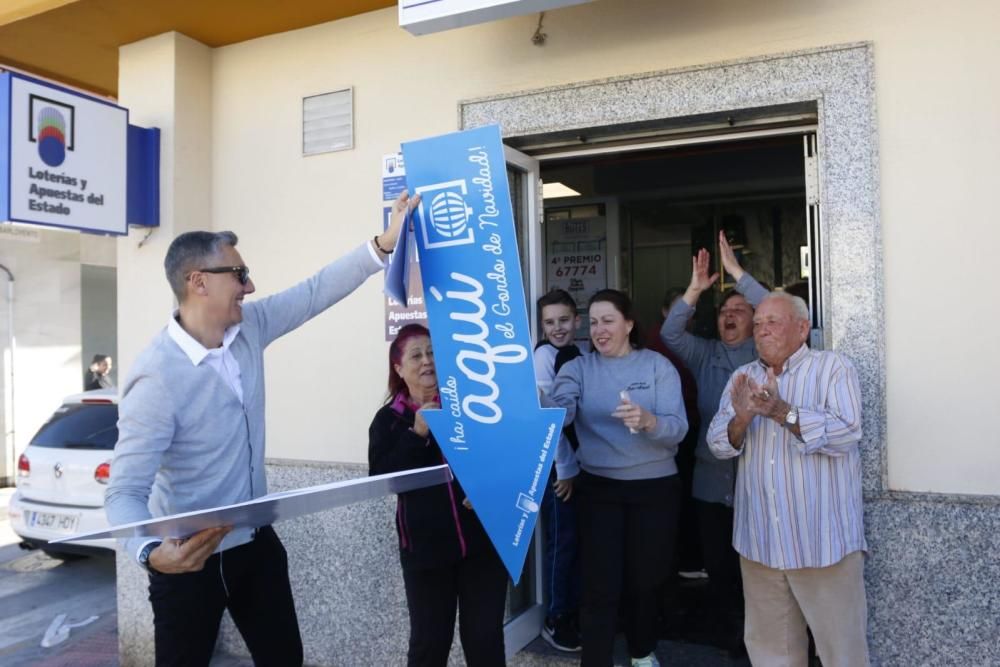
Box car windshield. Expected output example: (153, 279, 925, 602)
(30, 403, 118, 450)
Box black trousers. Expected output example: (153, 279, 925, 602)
(147, 526, 303, 667)
(695, 499, 743, 615)
(401, 548, 508, 667)
(576, 472, 681, 667)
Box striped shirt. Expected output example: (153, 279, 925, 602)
(707, 344, 867, 569)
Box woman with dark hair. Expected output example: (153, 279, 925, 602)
(368, 323, 507, 667)
(546, 289, 688, 667)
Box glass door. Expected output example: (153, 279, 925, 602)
(501, 144, 546, 656)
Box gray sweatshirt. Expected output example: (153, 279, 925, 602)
(547, 348, 688, 481)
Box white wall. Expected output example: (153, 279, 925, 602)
(117, 33, 212, 375)
(81, 265, 117, 386)
(114, 0, 1000, 494)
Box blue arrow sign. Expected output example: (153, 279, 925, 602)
(401, 125, 565, 582)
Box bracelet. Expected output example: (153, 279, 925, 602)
(373, 234, 393, 254)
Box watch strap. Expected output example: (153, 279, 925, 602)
(784, 405, 799, 426)
(138, 540, 163, 575)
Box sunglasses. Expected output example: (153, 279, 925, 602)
(196, 265, 251, 285)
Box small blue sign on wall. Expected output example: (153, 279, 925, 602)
(402, 125, 565, 582)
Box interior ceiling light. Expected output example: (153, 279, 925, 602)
(542, 182, 581, 199)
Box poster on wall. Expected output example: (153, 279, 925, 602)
(382, 152, 428, 340)
(545, 216, 606, 336)
(0, 72, 128, 235)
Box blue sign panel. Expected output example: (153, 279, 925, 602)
(402, 125, 565, 582)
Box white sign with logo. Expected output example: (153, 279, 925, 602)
(399, 0, 594, 35)
(2, 73, 127, 235)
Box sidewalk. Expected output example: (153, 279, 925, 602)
(2, 486, 746, 666)
(1, 485, 118, 666)
(0, 485, 257, 667)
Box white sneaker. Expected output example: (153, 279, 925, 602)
(631, 653, 660, 667)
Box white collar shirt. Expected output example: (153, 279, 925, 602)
(167, 313, 244, 404)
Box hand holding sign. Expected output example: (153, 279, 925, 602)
(377, 191, 420, 256)
(401, 125, 566, 582)
(149, 525, 232, 574)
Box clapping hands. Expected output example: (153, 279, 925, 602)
(731, 368, 785, 422)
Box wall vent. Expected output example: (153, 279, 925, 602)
(303, 88, 353, 156)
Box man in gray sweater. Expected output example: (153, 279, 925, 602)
(105, 192, 417, 666)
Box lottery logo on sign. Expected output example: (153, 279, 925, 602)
(37, 107, 67, 166)
(29, 95, 75, 167)
(416, 179, 475, 249)
(515, 493, 539, 514)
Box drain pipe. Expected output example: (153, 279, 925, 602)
(0, 264, 13, 486)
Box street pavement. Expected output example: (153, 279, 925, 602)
(0, 486, 119, 666)
(2, 486, 746, 666)
(0, 487, 254, 667)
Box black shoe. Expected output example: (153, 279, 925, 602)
(542, 615, 581, 652)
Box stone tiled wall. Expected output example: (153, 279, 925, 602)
(459, 42, 1000, 666)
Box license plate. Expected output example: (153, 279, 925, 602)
(26, 510, 80, 534)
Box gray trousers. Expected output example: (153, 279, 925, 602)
(740, 550, 870, 667)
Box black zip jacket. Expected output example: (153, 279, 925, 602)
(368, 401, 493, 571)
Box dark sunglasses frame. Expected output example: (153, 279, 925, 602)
(195, 265, 250, 285)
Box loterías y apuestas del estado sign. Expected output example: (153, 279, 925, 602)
(0, 71, 128, 235)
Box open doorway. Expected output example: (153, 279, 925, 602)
(541, 132, 816, 338)
(530, 128, 820, 655)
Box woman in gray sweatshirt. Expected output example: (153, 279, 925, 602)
(547, 289, 688, 667)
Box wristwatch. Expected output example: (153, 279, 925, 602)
(784, 405, 799, 428)
(138, 540, 163, 575)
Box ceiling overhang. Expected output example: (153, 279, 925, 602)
(0, 0, 395, 97)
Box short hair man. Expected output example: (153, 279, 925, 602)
(707, 292, 870, 666)
(105, 193, 417, 666)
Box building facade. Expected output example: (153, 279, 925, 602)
(5, 1, 998, 664)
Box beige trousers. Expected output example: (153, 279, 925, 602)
(740, 551, 870, 667)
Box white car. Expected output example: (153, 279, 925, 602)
(7, 389, 118, 556)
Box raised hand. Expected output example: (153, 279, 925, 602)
(689, 248, 720, 293)
(718, 230, 746, 282)
(376, 191, 422, 254)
